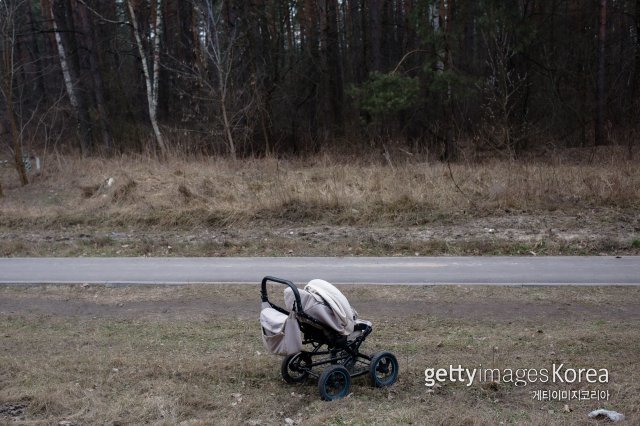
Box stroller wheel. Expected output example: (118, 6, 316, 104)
(318, 365, 351, 401)
(281, 352, 311, 384)
(369, 352, 399, 387)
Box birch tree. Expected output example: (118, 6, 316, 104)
(50, 0, 93, 155)
(200, 0, 238, 159)
(127, 0, 167, 157)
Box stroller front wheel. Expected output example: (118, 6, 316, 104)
(281, 352, 311, 384)
(318, 365, 351, 401)
(369, 351, 399, 387)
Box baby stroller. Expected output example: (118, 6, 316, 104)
(260, 276, 399, 400)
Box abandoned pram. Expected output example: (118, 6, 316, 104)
(260, 276, 398, 400)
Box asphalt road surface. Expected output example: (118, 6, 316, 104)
(0, 256, 639, 285)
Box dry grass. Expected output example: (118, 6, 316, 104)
(0, 284, 638, 425)
(1, 150, 639, 227)
(0, 149, 639, 256)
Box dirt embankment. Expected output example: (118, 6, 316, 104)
(1, 154, 638, 257)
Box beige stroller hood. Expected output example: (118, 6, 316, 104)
(284, 279, 357, 336)
(306, 279, 356, 335)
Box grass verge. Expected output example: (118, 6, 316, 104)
(1, 151, 639, 257)
(1, 284, 638, 425)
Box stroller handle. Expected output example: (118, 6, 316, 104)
(261, 276, 303, 314)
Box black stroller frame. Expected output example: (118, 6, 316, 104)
(261, 276, 399, 400)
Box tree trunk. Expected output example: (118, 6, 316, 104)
(381, 0, 393, 70)
(326, 0, 344, 130)
(285, 1, 294, 51)
(6, 93, 28, 186)
(213, 18, 236, 159)
(631, 0, 640, 159)
(77, 1, 114, 152)
(360, 0, 369, 78)
(395, 0, 406, 64)
(220, 96, 236, 159)
(301, 1, 320, 59)
(369, 0, 382, 71)
(300, 0, 320, 122)
(346, 0, 363, 81)
(26, 0, 47, 99)
(204, 1, 237, 158)
(51, 0, 93, 155)
(434, 0, 458, 161)
(595, 0, 607, 146)
(1, 17, 29, 186)
(3, 83, 29, 187)
(127, 0, 167, 157)
(178, 0, 196, 65)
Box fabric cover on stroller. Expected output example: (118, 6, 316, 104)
(284, 279, 357, 336)
(260, 302, 303, 355)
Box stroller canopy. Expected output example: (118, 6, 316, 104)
(285, 279, 357, 335)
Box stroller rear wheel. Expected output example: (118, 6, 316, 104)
(369, 351, 399, 387)
(318, 365, 351, 401)
(281, 352, 311, 384)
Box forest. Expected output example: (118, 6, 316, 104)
(0, 0, 637, 172)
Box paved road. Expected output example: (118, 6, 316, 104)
(0, 256, 639, 285)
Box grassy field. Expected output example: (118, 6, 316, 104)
(0, 149, 639, 257)
(1, 284, 638, 425)
(1, 150, 638, 424)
